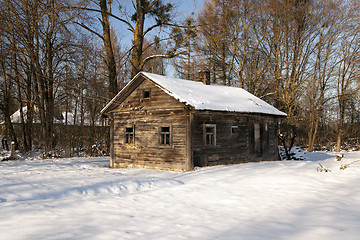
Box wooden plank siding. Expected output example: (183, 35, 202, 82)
(114, 76, 185, 112)
(107, 76, 281, 171)
(108, 77, 191, 171)
(192, 111, 280, 167)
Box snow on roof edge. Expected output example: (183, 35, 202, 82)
(100, 72, 144, 115)
(142, 72, 287, 117)
(101, 72, 287, 117)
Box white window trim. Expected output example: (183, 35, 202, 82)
(231, 126, 238, 134)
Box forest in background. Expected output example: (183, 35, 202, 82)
(0, 0, 359, 155)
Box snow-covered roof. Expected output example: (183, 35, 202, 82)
(101, 72, 287, 117)
(0, 106, 41, 124)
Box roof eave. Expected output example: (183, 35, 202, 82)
(195, 109, 287, 117)
(100, 72, 145, 116)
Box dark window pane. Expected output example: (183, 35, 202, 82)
(232, 126, 238, 133)
(161, 127, 170, 133)
(125, 127, 134, 144)
(206, 134, 214, 145)
(144, 90, 150, 98)
(206, 127, 214, 133)
(206, 135, 210, 145)
(205, 125, 215, 146)
(161, 133, 170, 145)
(160, 127, 170, 145)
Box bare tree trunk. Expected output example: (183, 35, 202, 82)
(99, 0, 118, 98)
(1, 59, 19, 150)
(25, 73, 33, 151)
(310, 117, 319, 151)
(336, 113, 344, 152)
(336, 97, 345, 152)
(23, 0, 38, 152)
(12, 32, 26, 152)
(16, 75, 27, 151)
(307, 114, 315, 152)
(307, 107, 320, 152)
(131, 0, 145, 77)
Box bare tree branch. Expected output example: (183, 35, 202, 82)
(74, 22, 104, 40)
(66, 6, 134, 32)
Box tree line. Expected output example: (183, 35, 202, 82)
(0, 0, 359, 154)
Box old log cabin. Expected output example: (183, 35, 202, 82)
(101, 71, 286, 171)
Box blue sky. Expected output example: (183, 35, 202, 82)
(111, 0, 204, 48)
(176, 0, 204, 16)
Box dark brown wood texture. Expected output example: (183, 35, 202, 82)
(192, 111, 279, 167)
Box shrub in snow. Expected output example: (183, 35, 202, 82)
(317, 163, 330, 172)
(336, 154, 344, 161)
(340, 160, 360, 171)
(278, 147, 306, 161)
(278, 123, 297, 160)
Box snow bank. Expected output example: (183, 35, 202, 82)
(1, 151, 360, 239)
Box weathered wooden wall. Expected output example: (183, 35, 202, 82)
(110, 77, 190, 170)
(109, 76, 281, 171)
(191, 111, 279, 167)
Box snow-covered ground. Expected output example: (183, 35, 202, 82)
(1, 151, 360, 240)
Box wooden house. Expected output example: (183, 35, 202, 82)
(101, 72, 286, 171)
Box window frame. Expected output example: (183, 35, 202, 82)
(231, 126, 238, 135)
(125, 126, 135, 145)
(204, 124, 216, 147)
(160, 126, 171, 146)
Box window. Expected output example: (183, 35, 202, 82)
(204, 124, 216, 146)
(264, 123, 269, 147)
(160, 127, 170, 145)
(231, 126, 238, 134)
(143, 89, 150, 99)
(254, 123, 262, 156)
(125, 127, 134, 144)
